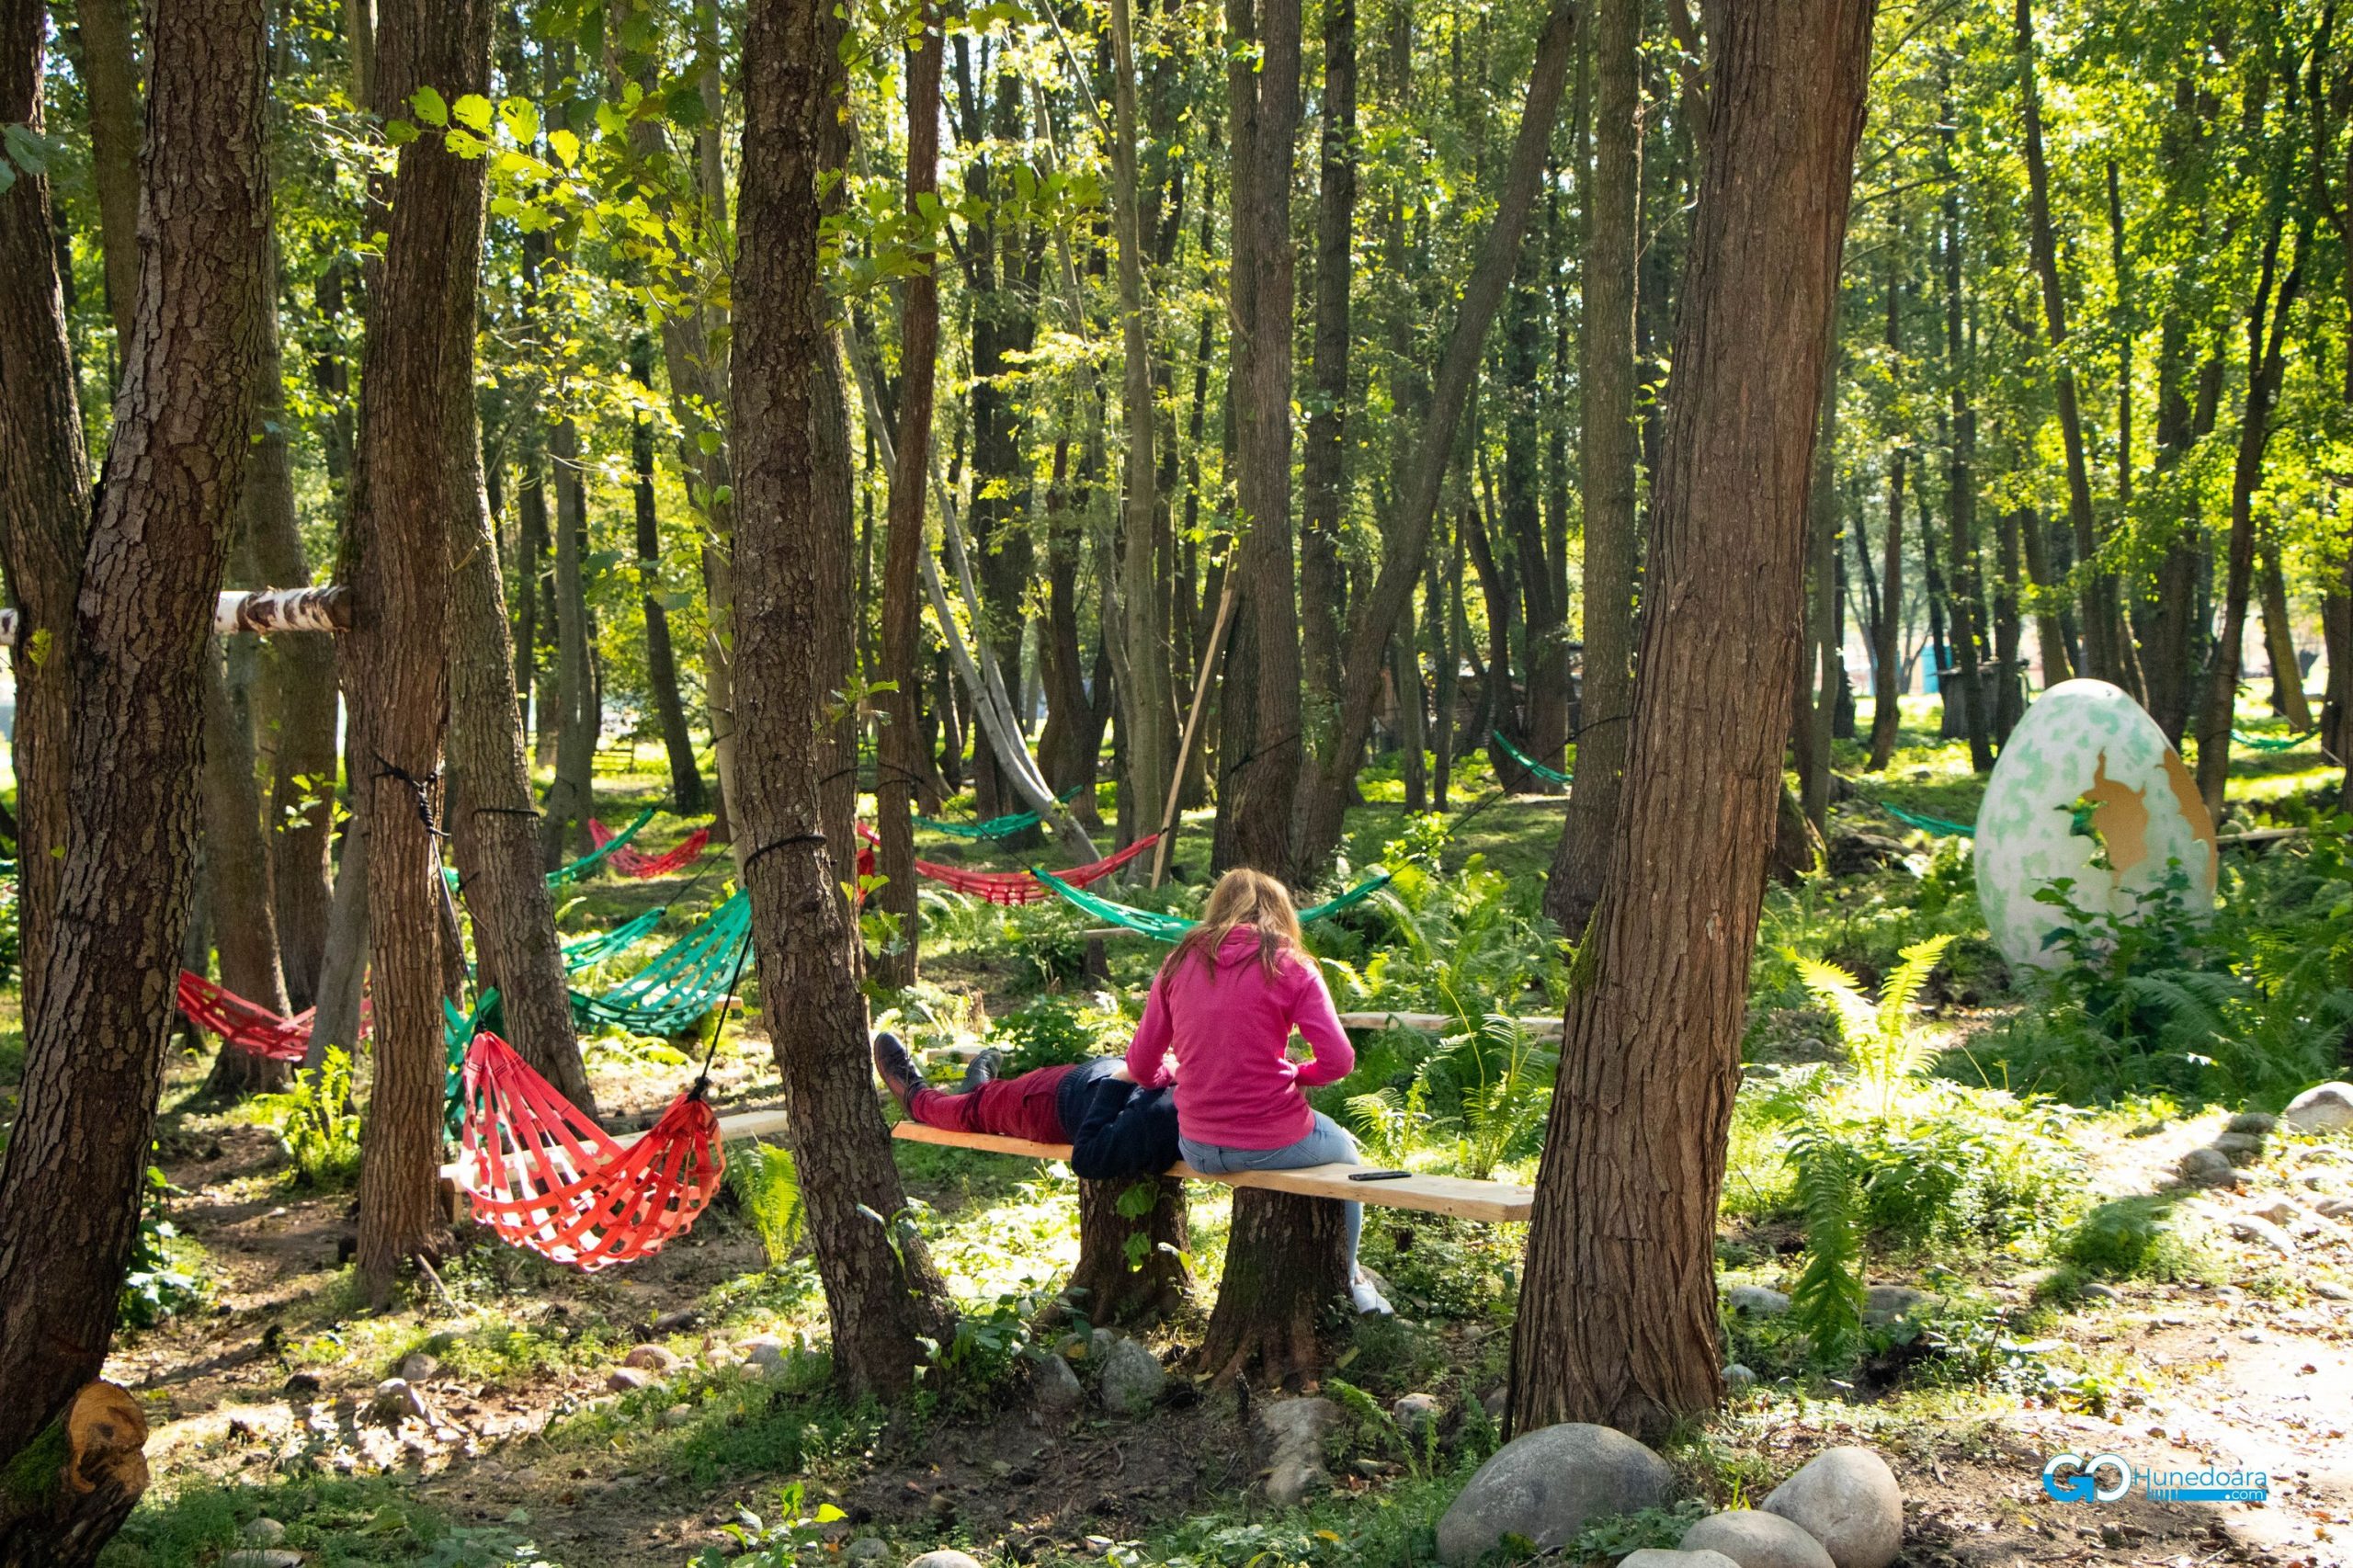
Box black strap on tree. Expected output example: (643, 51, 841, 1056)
(376, 754, 480, 1016)
(688, 936, 756, 1105)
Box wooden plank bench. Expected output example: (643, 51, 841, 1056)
(889, 1120, 1532, 1223)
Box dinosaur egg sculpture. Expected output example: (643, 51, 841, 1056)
(1974, 679, 2218, 971)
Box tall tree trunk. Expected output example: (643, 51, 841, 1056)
(447, 403, 594, 1113)
(1112, 0, 1175, 848)
(2195, 210, 2303, 817)
(1221, 0, 1307, 878)
(2017, 0, 2129, 692)
(1545, 0, 1639, 934)
(1507, 0, 1874, 1443)
(1796, 360, 1838, 834)
(1290, 0, 1577, 875)
(514, 443, 544, 733)
(0, 0, 268, 1541)
(0, 0, 95, 1029)
(1939, 87, 1995, 771)
(76, 0, 141, 355)
(1296, 0, 1356, 826)
(1992, 506, 2025, 738)
(1065, 1174, 1189, 1326)
(2257, 530, 2312, 726)
(540, 416, 596, 865)
(874, 6, 942, 993)
(733, 0, 953, 1398)
(629, 328, 706, 811)
(349, 0, 493, 1303)
(248, 250, 339, 1011)
(306, 810, 369, 1070)
(1868, 279, 1905, 771)
(200, 639, 292, 1097)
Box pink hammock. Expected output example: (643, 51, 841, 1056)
(587, 818, 713, 880)
(458, 1031, 724, 1270)
(853, 824, 1158, 906)
(176, 971, 369, 1062)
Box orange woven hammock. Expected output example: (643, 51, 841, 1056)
(853, 824, 1159, 906)
(458, 1031, 723, 1270)
(177, 971, 369, 1062)
(588, 818, 713, 880)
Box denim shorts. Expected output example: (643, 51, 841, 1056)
(1180, 1110, 1360, 1175)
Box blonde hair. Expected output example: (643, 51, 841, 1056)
(1164, 868, 1303, 982)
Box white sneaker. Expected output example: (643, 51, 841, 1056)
(1351, 1277, 1395, 1316)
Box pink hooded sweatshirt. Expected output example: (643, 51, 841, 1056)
(1124, 926, 1356, 1149)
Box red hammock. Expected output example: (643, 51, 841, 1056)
(176, 971, 369, 1062)
(853, 825, 1159, 906)
(588, 818, 713, 880)
(458, 1031, 723, 1271)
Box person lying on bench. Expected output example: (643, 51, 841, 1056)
(1125, 868, 1392, 1316)
(871, 1033, 1180, 1181)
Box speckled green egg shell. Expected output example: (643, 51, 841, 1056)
(1973, 679, 2218, 971)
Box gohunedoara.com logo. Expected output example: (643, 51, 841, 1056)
(2042, 1452, 2269, 1505)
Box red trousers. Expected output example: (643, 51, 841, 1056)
(906, 1063, 1074, 1145)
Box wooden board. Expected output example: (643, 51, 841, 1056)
(889, 1119, 1532, 1223)
(1336, 1010, 1563, 1040)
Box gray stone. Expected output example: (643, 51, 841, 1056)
(2313, 1282, 2352, 1302)
(1759, 1448, 1904, 1568)
(1257, 1396, 1339, 1508)
(1096, 1336, 1165, 1417)
(2229, 1214, 2297, 1256)
(2177, 1147, 2236, 1187)
(662, 1403, 695, 1429)
(606, 1367, 651, 1393)
(242, 1518, 288, 1546)
(2227, 1111, 2279, 1136)
(222, 1553, 304, 1568)
(397, 1351, 439, 1382)
(364, 1379, 427, 1427)
(1434, 1421, 1676, 1565)
(1681, 1508, 1837, 1568)
(1031, 1351, 1083, 1414)
(1481, 1386, 1506, 1420)
(624, 1344, 682, 1372)
(1861, 1286, 1931, 1327)
(1621, 1553, 1741, 1568)
(738, 1334, 788, 1369)
(845, 1538, 890, 1562)
(2079, 1282, 2120, 1301)
(1723, 1363, 1756, 1392)
(2285, 1083, 2353, 1133)
(2318, 1198, 2353, 1219)
(905, 1554, 984, 1568)
(1725, 1285, 1791, 1317)
(1089, 1327, 1121, 1359)
(2213, 1131, 2268, 1166)
(2257, 1199, 2304, 1226)
(1392, 1392, 1443, 1434)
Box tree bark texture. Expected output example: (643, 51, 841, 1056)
(1545, 0, 1638, 935)
(0, 0, 94, 1029)
(1196, 1188, 1351, 1386)
(540, 416, 596, 865)
(1507, 0, 1875, 1444)
(874, 9, 942, 993)
(347, 0, 493, 1301)
(1296, 0, 1356, 825)
(1938, 91, 1995, 771)
(733, 0, 954, 1399)
(0, 0, 269, 1504)
(1869, 437, 1905, 771)
(1065, 1176, 1189, 1327)
(199, 639, 292, 1096)
(629, 331, 706, 812)
(75, 0, 141, 352)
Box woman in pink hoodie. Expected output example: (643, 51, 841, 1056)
(1124, 868, 1392, 1315)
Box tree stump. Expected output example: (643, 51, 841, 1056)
(0, 1382, 150, 1566)
(1195, 1189, 1350, 1387)
(1064, 1174, 1189, 1326)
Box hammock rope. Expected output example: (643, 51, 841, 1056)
(588, 817, 713, 879)
(1873, 800, 1977, 839)
(1030, 869, 1396, 941)
(176, 971, 370, 1061)
(855, 824, 1160, 905)
(547, 804, 658, 885)
(571, 890, 752, 1037)
(1491, 731, 1572, 787)
(2232, 727, 2320, 752)
(914, 788, 1084, 842)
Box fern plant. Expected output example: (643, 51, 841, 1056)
(1794, 933, 1954, 1119)
(1785, 1121, 1866, 1364)
(253, 1048, 362, 1187)
(727, 1140, 804, 1268)
(1346, 1014, 1555, 1180)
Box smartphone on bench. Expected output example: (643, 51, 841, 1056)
(1348, 1169, 1415, 1182)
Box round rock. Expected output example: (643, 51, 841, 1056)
(242, 1518, 288, 1546)
(1681, 1508, 1837, 1568)
(623, 1344, 682, 1372)
(1434, 1421, 1676, 1566)
(905, 1553, 983, 1568)
(1030, 1350, 1083, 1414)
(845, 1538, 890, 1562)
(1620, 1552, 1742, 1568)
(1759, 1448, 1904, 1568)
(2284, 1083, 2353, 1134)
(1096, 1336, 1165, 1416)
(1724, 1285, 1791, 1317)
(2177, 1146, 2235, 1187)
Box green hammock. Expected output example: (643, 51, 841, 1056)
(1877, 801, 1976, 839)
(915, 789, 1083, 842)
(2232, 727, 2320, 752)
(442, 805, 661, 892)
(444, 990, 497, 1136)
(560, 906, 668, 972)
(1492, 731, 1572, 787)
(1031, 869, 1396, 941)
(571, 889, 751, 1037)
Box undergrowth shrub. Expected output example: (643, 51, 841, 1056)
(119, 1162, 205, 1329)
(725, 1140, 804, 1268)
(253, 1048, 361, 1187)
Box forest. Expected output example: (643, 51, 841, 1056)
(0, 0, 2350, 1562)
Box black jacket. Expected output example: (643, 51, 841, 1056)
(1056, 1057, 1181, 1180)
